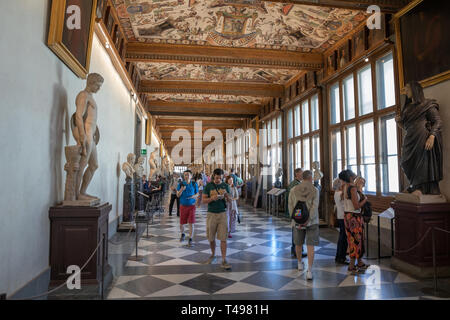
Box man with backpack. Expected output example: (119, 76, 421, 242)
(288, 170, 320, 280)
(177, 170, 199, 247)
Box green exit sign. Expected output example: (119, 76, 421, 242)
(141, 149, 147, 155)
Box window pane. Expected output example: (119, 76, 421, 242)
(277, 116, 282, 143)
(289, 143, 294, 181)
(343, 75, 355, 120)
(287, 109, 293, 139)
(267, 121, 271, 145)
(312, 135, 320, 164)
(303, 138, 310, 171)
(376, 52, 396, 109)
(302, 100, 310, 134)
(330, 83, 340, 124)
(295, 140, 302, 169)
(331, 129, 342, 179)
(345, 124, 357, 174)
(311, 94, 319, 131)
(358, 65, 373, 115)
(380, 115, 400, 193)
(271, 119, 276, 145)
(360, 120, 376, 193)
(294, 105, 301, 136)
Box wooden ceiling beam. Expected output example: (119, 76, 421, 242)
(126, 42, 323, 70)
(140, 80, 284, 97)
(147, 101, 260, 118)
(262, 0, 409, 13)
(156, 118, 243, 128)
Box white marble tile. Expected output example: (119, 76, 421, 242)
(153, 258, 199, 266)
(158, 247, 198, 258)
(238, 237, 269, 245)
(107, 287, 141, 299)
(214, 282, 273, 295)
(114, 275, 148, 286)
(244, 245, 280, 255)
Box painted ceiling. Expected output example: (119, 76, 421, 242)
(148, 93, 266, 104)
(137, 62, 299, 84)
(112, 0, 366, 52)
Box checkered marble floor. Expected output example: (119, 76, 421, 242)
(106, 199, 450, 300)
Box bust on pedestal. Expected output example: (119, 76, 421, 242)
(122, 153, 136, 223)
(392, 82, 450, 278)
(134, 156, 145, 211)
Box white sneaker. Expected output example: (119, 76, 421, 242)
(306, 270, 313, 280)
(297, 261, 304, 272)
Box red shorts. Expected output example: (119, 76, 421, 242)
(180, 205, 196, 225)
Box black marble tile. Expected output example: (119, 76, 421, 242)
(138, 243, 174, 252)
(116, 275, 174, 297)
(252, 233, 281, 240)
(180, 274, 236, 294)
(141, 253, 174, 266)
(227, 251, 266, 262)
(240, 271, 293, 290)
(182, 252, 214, 264)
(227, 241, 253, 250)
(314, 248, 337, 257)
(146, 236, 174, 243)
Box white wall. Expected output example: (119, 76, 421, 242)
(0, 0, 142, 296)
(424, 79, 450, 200)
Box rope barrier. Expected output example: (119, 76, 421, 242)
(434, 227, 450, 235)
(391, 227, 433, 254)
(11, 237, 104, 301)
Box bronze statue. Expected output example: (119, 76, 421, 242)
(396, 82, 443, 196)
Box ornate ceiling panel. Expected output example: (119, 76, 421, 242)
(113, 0, 366, 52)
(147, 93, 266, 104)
(136, 62, 299, 84)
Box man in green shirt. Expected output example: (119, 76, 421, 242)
(202, 168, 231, 270)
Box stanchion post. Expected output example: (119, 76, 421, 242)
(432, 227, 437, 294)
(101, 233, 106, 300)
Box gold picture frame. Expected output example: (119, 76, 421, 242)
(48, 0, 98, 79)
(393, 0, 450, 89)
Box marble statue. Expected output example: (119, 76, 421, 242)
(122, 153, 136, 179)
(134, 156, 145, 178)
(148, 148, 158, 179)
(396, 82, 445, 202)
(63, 73, 104, 206)
(312, 161, 323, 182)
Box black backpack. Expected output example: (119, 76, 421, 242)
(291, 200, 310, 225)
(361, 200, 372, 223)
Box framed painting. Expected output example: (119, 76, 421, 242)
(48, 0, 98, 79)
(326, 51, 337, 76)
(352, 28, 366, 59)
(394, 0, 450, 88)
(338, 40, 351, 69)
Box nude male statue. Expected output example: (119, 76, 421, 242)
(72, 73, 104, 201)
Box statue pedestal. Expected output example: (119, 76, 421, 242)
(135, 179, 144, 211)
(391, 201, 450, 278)
(122, 177, 135, 222)
(48, 203, 112, 290)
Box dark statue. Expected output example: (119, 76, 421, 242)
(396, 81, 443, 195)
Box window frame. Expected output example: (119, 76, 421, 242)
(286, 92, 322, 172)
(327, 48, 402, 197)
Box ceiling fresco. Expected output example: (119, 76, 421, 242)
(148, 93, 266, 104)
(136, 62, 299, 84)
(112, 0, 366, 52)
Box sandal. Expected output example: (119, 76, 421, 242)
(356, 263, 370, 270)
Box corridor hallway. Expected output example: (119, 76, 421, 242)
(105, 200, 445, 300)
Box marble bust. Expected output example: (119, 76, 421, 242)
(134, 156, 145, 178)
(312, 161, 323, 182)
(122, 153, 136, 179)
